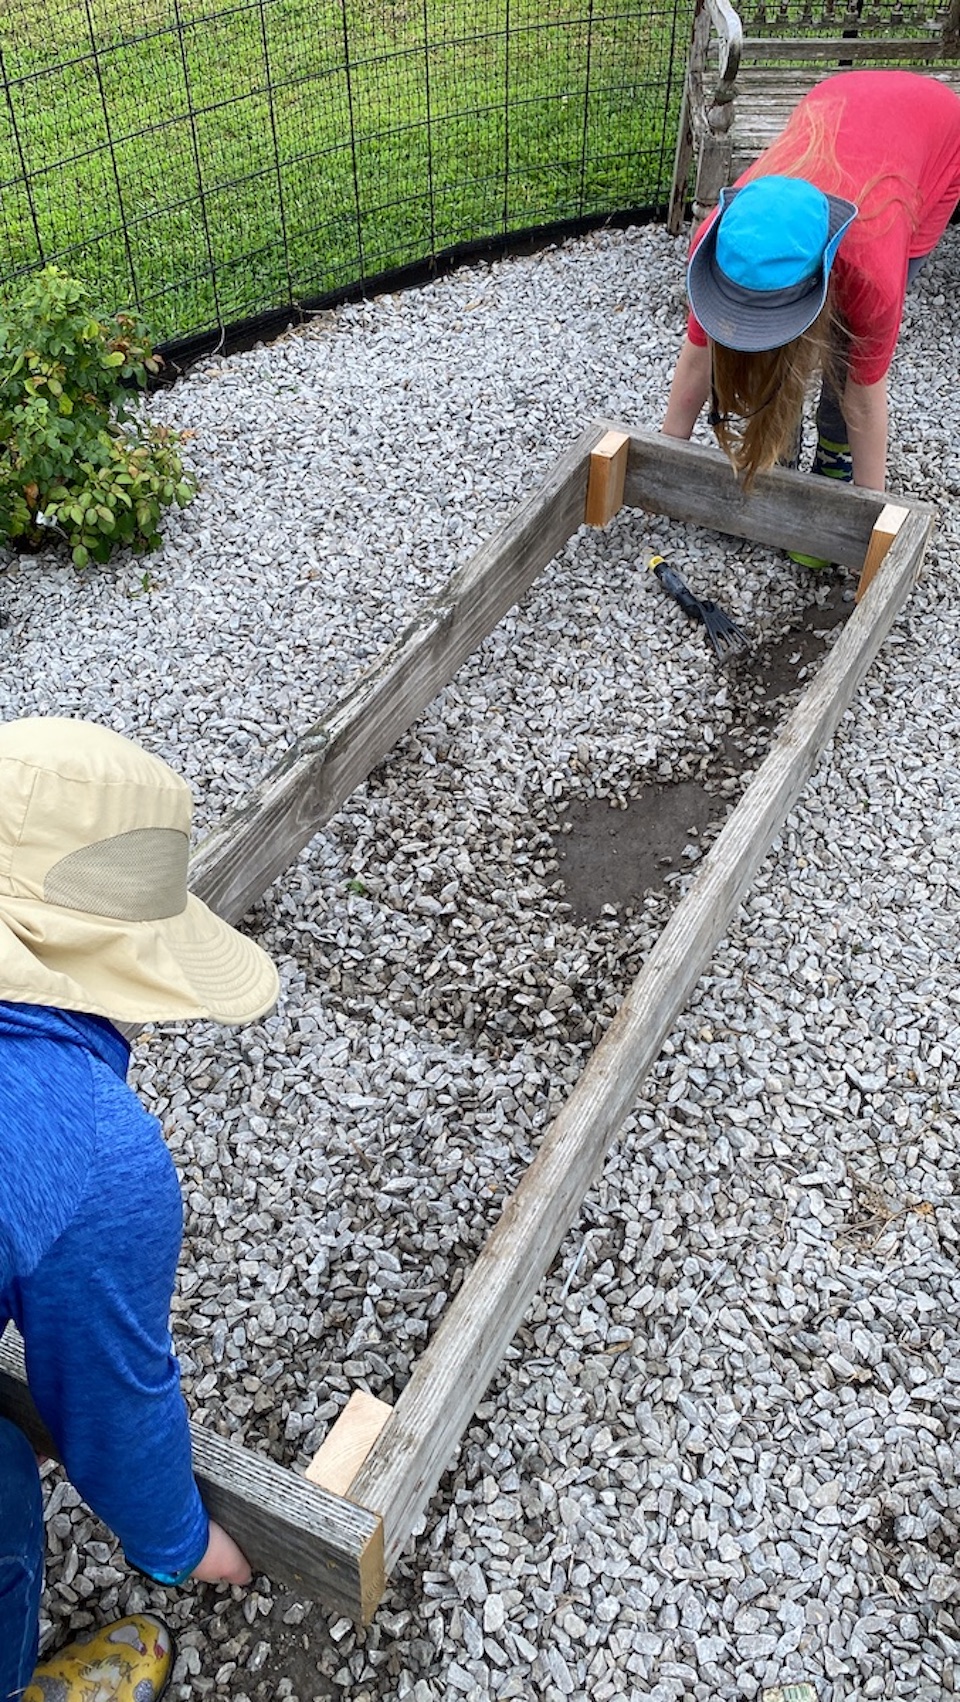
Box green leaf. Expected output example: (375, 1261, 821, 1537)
(0, 266, 192, 567)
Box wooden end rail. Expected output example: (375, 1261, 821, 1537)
(0, 1333, 384, 1622)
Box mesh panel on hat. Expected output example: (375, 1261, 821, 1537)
(44, 827, 189, 921)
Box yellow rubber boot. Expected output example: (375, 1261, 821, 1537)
(22, 1615, 174, 1702)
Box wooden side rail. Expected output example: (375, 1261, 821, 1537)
(351, 502, 932, 1571)
(188, 420, 607, 924)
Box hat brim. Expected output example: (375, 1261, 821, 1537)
(0, 891, 279, 1027)
(687, 186, 858, 353)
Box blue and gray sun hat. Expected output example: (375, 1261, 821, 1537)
(687, 175, 858, 352)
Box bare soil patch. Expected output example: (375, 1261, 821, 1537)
(556, 575, 851, 918)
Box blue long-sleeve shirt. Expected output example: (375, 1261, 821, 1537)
(0, 1000, 208, 1579)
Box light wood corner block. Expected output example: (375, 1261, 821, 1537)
(306, 1390, 394, 1499)
(585, 429, 630, 527)
(856, 503, 911, 603)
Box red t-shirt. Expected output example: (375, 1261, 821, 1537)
(686, 71, 960, 383)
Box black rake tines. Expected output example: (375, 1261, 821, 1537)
(648, 555, 750, 664)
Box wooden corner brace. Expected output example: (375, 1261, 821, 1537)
(306, 1390, 394, 1499)
(584, 429, 630, 527)
(0, 1331, 386, 1624)
(856, 503, 911, 603)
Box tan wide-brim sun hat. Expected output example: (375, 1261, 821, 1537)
(0, 716, 279, 1026)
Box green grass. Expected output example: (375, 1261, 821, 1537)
(0, 0, 684, 344)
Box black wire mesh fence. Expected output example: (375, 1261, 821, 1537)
(0, 0, 690, 354)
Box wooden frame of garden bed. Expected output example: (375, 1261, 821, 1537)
(0, 423, 933, 1623)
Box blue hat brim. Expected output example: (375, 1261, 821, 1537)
(687, 185, 858, 353)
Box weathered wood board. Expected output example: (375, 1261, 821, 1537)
(726, 64, 960, 166)
(188, 421, 607, 926)
(619, 426, 917, 568)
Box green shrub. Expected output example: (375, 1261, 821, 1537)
(0, 265, 197, 567)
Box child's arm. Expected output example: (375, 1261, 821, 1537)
(662, 336, 712, 439)
(12, 1063, 245, 1585)
(843, 374, 889, 492)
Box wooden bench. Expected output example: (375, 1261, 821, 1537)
(667, 0, 960, 232)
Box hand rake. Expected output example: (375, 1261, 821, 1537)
(649, 555, 750, 664)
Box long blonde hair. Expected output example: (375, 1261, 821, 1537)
(710, 296, 839, 489)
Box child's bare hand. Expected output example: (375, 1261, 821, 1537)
(190, 1519, 252, 1585)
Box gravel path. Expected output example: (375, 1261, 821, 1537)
(3, 218, 960, 1702)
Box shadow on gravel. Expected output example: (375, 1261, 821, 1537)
(557, 576, 851, 920)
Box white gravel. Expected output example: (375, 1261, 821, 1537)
(3, 217, 960, 1702)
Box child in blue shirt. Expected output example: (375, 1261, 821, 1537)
(0, 716, 279, 1702)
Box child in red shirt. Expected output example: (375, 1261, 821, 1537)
(663, 71, 960, 513)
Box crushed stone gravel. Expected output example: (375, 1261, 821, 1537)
(2, 217, 960, 1702)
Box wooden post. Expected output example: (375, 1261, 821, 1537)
(306, 1392, 394, 1498)
(584, 429, 630, 527)
(856, 503, 911, 602)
